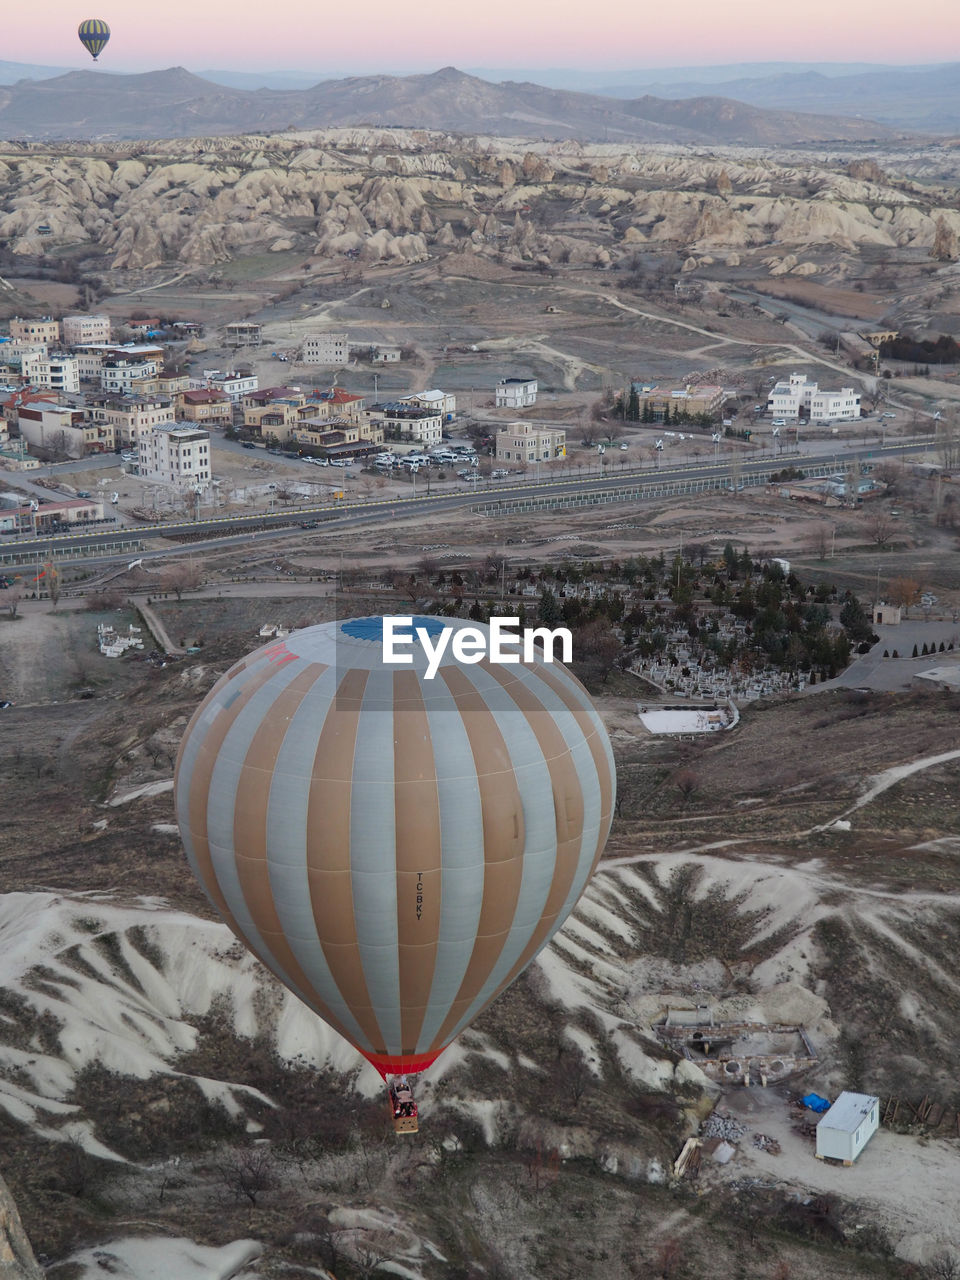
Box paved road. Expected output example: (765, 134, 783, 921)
(0, 436, 942, 570)
(809, 620, 960, 694)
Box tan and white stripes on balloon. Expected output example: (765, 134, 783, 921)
(174, 617, 615, 1071)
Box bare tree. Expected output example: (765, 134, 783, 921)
(46, 560, 60, 610)
(160, 560, 203, 601)
(867, 509, 894, 547)
(3, 581, 24, 620)
(673, 768, 699, 805)
(218, 1150, 273, 1206)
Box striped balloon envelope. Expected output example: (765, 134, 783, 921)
(77, 18, 110, 60)
(174, 616, 615, 1079)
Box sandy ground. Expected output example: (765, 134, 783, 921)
(707, 1086, 960, 1264)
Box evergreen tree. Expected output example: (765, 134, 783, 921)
(538, 587, 562, 626)
(627, 387, 640, 421)
(839, 593, 874, 644)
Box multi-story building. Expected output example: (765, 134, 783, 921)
(638, 384, 725, 422)
(156, 371, 191, 403)
(224, 321, 262, 348)
(366, 402, 442, 447)
(399, 389, 456, 420)
(767, 373, 860, 422)
(241, 387, 309, 442)
(1, 341, 48, 375)
(62, 314, 111, 346)
(139, 425, 211, 490)
(181, 389, 233, 425)
(84, 395, 176, 450)
(16, 399, 87, 458)
(308, 387, 365, 421)
(495, 421, 566, 464)
(23, 354, 81, 395)
(189, 371, 256, 402)
(101, 357, 160, 396)
(9, 316, 60, 345)
(293, 417, 384, 459)
(495, 378, 538, 409)
(294, 415, 384, 449)
(74, 343, 164, 383)
(302, 332, 348, 366)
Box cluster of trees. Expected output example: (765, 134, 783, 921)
(879, 332, 960, 364)
(612, 388, 715, 427)
(395, 547, 866, 685)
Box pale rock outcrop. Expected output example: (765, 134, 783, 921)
(0, 1172, 42, 1280)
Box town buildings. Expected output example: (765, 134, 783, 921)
(224, 321, 262, 348)
(9, 316, 60, 345)
(62, 314, 111, 345)
(16, 398, 87, 458)
(400, 389, 456, 420)
(181, 389, 233, 426)
(302, 332, 348, 366)
(495, 421, 566, 464)
(495, 377, 538, 409)
(198, 370, 258, 402)
(138, 425, 212, 490)
(767, 373, 861, 422)
(366, 402, 442, 446)
(638, 384, 725, 421)
(21, 353, 80, 395)
(84, 396, 176, 450)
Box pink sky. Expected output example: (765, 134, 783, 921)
(7, 0, 955, 70)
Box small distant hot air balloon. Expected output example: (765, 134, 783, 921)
(77, 18, 110, 62)
(175, 616, 616, 1134)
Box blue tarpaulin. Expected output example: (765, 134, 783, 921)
(802, 1093, 831, 1113)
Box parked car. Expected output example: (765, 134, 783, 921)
(242, 442, 256, 450)
(491, 468, 508, 479)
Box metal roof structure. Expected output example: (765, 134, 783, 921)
(818, 1091, 879, 1133)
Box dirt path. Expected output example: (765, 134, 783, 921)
(709, 1086, 960, 1263)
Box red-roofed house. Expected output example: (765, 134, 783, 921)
(182, 389, 232, 425)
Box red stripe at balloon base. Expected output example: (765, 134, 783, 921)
(361, 1049, 440, 1079)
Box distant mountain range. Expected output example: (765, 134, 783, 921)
(2, 58, 958, 131)
(0, 65, 905, 144)
(595, 64, 960, 131)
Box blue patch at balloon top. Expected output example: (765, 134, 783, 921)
(339, 615, 448, 642)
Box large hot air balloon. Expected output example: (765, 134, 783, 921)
(77, 18, 110, 62)
(175, 616, 615, 1132)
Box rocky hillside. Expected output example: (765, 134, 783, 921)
(1, 130, 959, 276)
(0, 66, 903, 144)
